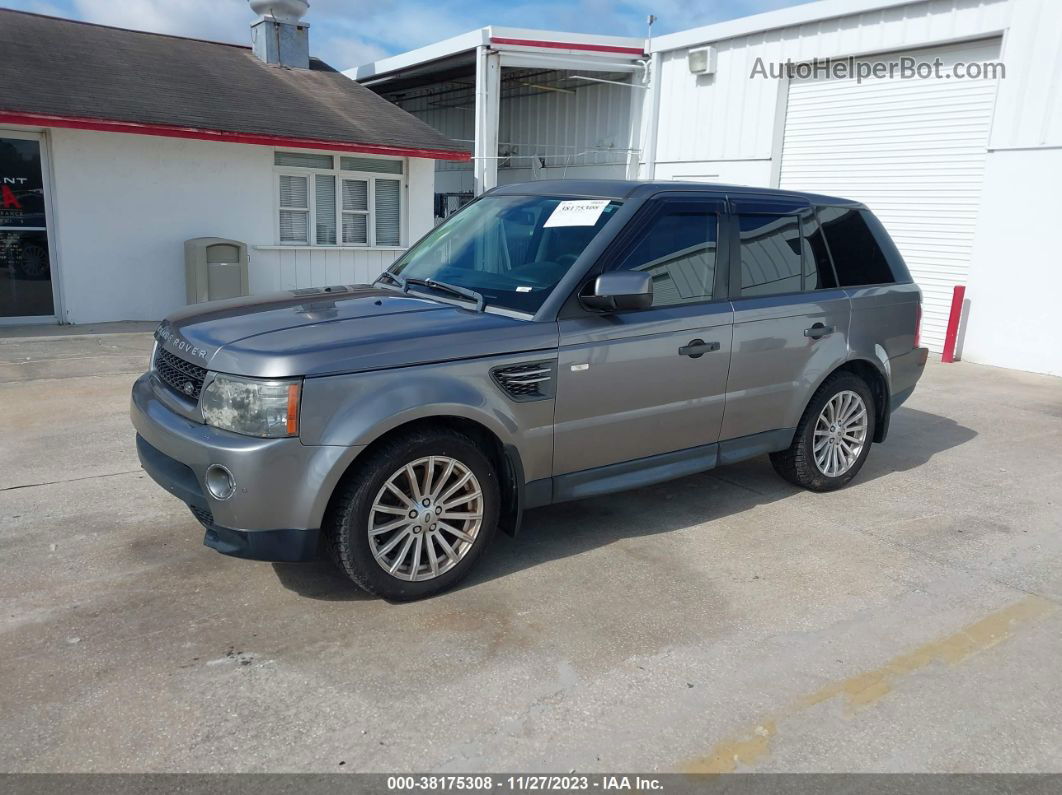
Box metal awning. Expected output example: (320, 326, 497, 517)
(347, 27, 646, 194)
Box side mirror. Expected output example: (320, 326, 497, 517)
(580, 271, 653, 312)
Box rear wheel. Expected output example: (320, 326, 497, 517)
(770, 372, 875, 492)
(325, 428, 499, 600)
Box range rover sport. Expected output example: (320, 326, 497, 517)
(131, 180, 929, 600)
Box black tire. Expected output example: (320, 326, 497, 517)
(324, 428, 500, 601)
(770, 371, 876, 492)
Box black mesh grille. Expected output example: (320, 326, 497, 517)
(155, 348, 207, 400)
(491, 361, 555, 402)
(189, 505, 214, 528)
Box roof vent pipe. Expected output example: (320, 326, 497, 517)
(249, 0, 311, 69)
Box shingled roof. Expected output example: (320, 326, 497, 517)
(0, 9, 468, 160)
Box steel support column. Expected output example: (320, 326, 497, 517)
(473, 45, 501, 195)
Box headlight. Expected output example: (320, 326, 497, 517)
(201, 373, 301, 438)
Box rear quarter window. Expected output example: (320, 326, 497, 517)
(818, 206, 898, 286)
(859, 209, 912, 284)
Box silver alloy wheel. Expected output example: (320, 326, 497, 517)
(813, 389, 869, 478)
(368, 456, 484, 582)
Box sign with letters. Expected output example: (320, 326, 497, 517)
(0, 138, 46, 229)
(544, 199, 610, 228)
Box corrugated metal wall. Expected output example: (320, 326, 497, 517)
(500, 80, 632, 168)
(398, 104, 475, 173)
(650, 0, 1011, 168)
(399, 77, 633, 191)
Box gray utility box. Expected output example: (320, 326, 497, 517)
(185, 238, 249, 304)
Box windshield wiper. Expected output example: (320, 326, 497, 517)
(376, 270, 406, 290)
(404, 278, 486, 312)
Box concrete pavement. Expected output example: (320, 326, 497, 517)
(1, 328, 1060, 772)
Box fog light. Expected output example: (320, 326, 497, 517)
(205, 464, 236, 501)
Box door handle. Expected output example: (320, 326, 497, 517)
(804, 323, 834, 339)
(679, 339, 721, 358)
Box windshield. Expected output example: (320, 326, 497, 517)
(385, 194, 621, 314)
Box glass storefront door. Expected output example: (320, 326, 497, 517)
(1, 135, 54, 318)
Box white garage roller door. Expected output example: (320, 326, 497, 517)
(779, 39, 1001, 351)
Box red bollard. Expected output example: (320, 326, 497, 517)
(941, 285, 966, 363)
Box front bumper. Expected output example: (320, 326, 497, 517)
(130, 373, 362, 562)
(135, 435, 320, 562)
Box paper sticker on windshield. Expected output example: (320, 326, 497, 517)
(544, 199, 610, 228)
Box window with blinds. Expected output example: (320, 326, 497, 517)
(275, 152, 334, 169)
(340, 156, 403, 174)
(375, 179, 401, 247)
(278, 174, 309, 244)
(342, 179, 368, 245)
(314, 175, 337, 245)
(275, 152, 403, 247)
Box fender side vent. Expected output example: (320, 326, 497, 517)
(491, 361, 556, 402)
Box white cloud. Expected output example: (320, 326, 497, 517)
(308, 0, 473, 68)
(23, 0, 809, 71)
(71, 0, 250, 42)
(317, 35, 390, 69)
(64, 0, 396, 67)
(23, 1, 68, 16)
(309, 0, 808, 70)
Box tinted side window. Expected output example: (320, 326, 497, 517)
(801, 214, 837, 290)
(819, 206, 896, 286)
(611, 203, 718, 307)
(738, 214, 802, 297)
(859, 209, 911, 283)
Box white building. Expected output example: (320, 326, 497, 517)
(354, 0, 1062, 377)
(0, 5, 466, 325)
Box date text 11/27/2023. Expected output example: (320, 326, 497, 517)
(385, 776, 665, 791)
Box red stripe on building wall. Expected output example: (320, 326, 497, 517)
(0, 111, 472, 161)
(489, 37, 645, 56)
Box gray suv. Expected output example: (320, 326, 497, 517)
(131, 180, 928, 600)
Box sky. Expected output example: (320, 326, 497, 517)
(2, 0, 810, 69)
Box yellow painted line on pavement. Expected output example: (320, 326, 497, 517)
(683, 595, 1057, 773)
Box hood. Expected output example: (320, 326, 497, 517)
(156, 285, 558, 378)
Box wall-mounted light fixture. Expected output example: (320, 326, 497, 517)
(688, 46, 717, 75)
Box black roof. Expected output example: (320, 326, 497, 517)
(492, 179, 858, 205)
(0, 9, 468, 159)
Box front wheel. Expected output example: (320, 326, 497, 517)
(770, 372, 876, 492)
(325, 428, 499, 600)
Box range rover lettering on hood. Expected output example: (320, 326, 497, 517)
(155, 322, 214, 362)
(152, 286, 558, 379)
